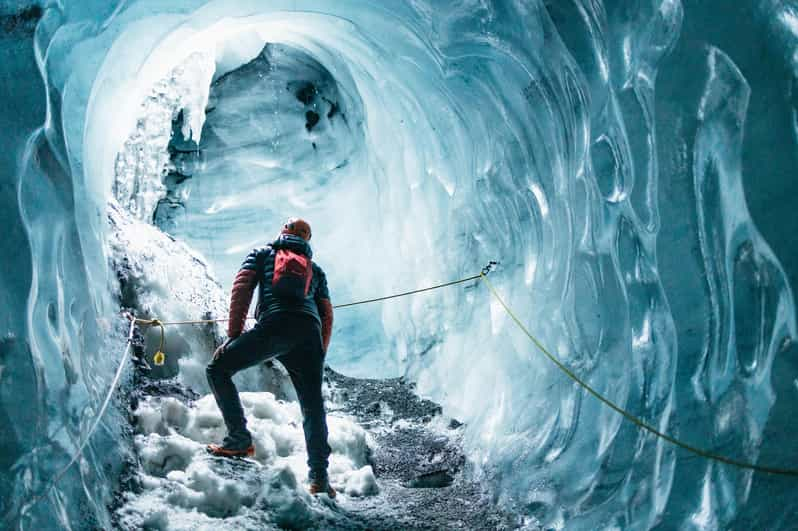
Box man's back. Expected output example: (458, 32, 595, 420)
(244, 234, 330, 325)
(227, 233, 332, 351)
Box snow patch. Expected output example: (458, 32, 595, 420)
(117, 391, 377, 528)
(343, 465, 380, 497)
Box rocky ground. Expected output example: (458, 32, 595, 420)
(322, 369, 521, 530)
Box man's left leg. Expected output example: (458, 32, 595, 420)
(206, 324, 275, 455)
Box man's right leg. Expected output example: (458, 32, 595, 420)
(206, 325, 270, 449)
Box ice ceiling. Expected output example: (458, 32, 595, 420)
(2, 0, 798, 529)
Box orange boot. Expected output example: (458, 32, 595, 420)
(309, 478, 337, 498)
(206, 441, 255, 458)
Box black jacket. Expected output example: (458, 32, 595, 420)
(227, 234, 330, 337)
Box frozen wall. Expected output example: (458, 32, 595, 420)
(0, 3, 134, 529)
(1, 0, 797, 529)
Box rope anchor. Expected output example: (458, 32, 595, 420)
(126, 315, 167, 366)
(481, 260, 498, 275)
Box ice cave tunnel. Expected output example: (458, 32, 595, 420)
(1, 1, 798, 529)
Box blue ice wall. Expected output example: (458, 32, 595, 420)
(1, 1, 797, 529)
(0, 3, 133, 529)
(0, 4, 40, 524)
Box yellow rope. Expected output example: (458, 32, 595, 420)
(132, 270, 491, 328)
(478, 272, 798, 477)
(131, 263, 798, 476)
(131, 265, 495, 366)
(21, 259, 796, 521)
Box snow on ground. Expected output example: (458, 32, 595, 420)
(114, 391, 378, 530)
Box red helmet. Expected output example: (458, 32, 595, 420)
(281, 217, 312, 241)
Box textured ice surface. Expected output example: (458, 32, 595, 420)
(114, 52, 215, 222)
(2, 1, 798, 530)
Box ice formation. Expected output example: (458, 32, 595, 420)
(2, 0, 798, 529)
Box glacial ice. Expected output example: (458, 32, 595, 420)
(1, 0, 798, 530)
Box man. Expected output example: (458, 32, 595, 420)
(205, 217, 336, 497)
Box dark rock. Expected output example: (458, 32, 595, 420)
(133, 376, 199, 402)
(325, 368, 442, 422)
(1, 6, 42, 35)
(152, 197, 186, 233)
(365, 400, 382, 415)
(404, 470, 454, 489)
(305, 110, 320, 131)
(324, 98, 340, 119)
(294, 82, 317, 105)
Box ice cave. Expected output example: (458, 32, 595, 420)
(1, 0, 797, 529)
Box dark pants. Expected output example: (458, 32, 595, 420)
(206, 313, 332, 480)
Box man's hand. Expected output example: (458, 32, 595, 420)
(213, 338, 235, 360)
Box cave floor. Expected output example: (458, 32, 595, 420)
(319, 368, 522, 530)
(111, 363, 524, 530)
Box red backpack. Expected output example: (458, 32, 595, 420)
(272, 248, 313, 300)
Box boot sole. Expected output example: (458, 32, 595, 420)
(206, 444, 255, 458)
